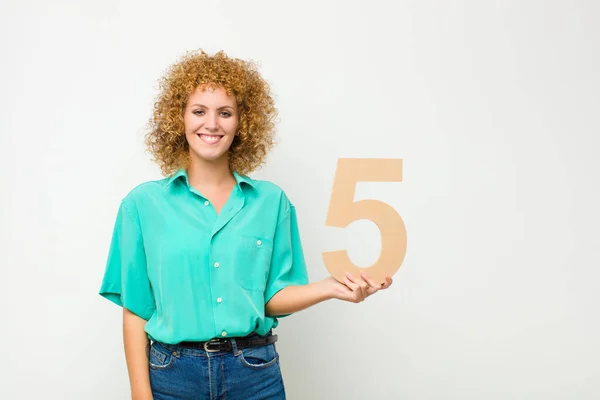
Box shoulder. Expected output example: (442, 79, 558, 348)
(245, 176, 296, 219)
(246, 176, 292, 202)
(118, 176, 172, 210)
(249, 178, 284, 196)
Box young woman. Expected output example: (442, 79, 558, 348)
(99, 50, 392, 400)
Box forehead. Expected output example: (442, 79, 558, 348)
(187, 84, 237, 106)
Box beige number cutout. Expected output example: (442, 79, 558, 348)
(322, 158, 407, 285)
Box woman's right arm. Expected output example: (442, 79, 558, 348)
(123, 308, 153, 400)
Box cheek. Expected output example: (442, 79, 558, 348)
(224, 118, 239, 133)
(183, 115, 195, 133)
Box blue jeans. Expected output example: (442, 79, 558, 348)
(148, 338, 286, 399)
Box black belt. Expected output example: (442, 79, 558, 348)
(177, 333, 278, 353)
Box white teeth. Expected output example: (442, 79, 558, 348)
(199, 134, 221, 144)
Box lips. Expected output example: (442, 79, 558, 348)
(197, 134, 223, 144)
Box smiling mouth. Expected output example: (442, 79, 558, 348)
(197, 134, 223, 144)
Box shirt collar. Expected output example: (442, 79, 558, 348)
(166, 168, 256, 190)
(232, 170, 256, 189)
(166, 168, 188, 187)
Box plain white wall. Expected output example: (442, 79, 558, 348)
(1, 0, 599, 399)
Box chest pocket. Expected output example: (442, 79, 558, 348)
(233, 233, 273, 291)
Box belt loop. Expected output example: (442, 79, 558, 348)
(231, 338, 239, 355)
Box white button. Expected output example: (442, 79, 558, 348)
(217, 297, 222, 303)
(204, 201, 209, 206)
(214, 262, 220, 268)
(221, 331, 227, 337)
(256, 240, 262, 246)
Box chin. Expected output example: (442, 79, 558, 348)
(190, 149, 228, 163)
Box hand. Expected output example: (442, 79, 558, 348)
(321, 270, 393, 303)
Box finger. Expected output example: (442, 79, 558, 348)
(343, 276, 360, 292)
(345, 273, 367, 302)
(350, 276, 370, 301)
(345, 273, 368, 290)
(347, 272, 370, 293)
(366, 276, 393, 295)
(360, 270, 382, 289)
(366, 286, 378, 296)
(381, 276, 393, 289)
(360, 271, 386, 296)
(343, 280, 362, 302)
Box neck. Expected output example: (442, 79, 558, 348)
(186, 154, 236, 190)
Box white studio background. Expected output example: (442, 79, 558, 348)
(1, 1, 599, 399)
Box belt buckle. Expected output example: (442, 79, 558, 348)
(203, 339, 222, 353)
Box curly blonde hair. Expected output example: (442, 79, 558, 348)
(144, 50, 278, 176)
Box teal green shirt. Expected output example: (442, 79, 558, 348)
(99, 168, 309, 344)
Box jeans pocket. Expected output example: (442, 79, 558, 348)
(149, 342, 176, 370)
(237, 344, 279, 370)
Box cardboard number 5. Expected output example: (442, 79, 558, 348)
(322, 158, 407, 285)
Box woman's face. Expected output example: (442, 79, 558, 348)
(183, 84, 239, 165)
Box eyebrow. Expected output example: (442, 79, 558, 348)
(190, 104, 235, 110)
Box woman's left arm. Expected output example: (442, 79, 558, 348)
(265, 270, 393, 317)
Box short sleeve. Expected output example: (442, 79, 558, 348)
(264, 203, 310, 311)
(98, 199, 155, 320)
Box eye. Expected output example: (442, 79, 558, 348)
(220, 111, 232, 118)
(193, 110, 205, 116)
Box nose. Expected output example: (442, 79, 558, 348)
(204, 111, 219, 132)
